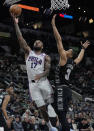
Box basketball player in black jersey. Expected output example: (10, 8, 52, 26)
(0, 84, 14, 131)
(51, 14, 90, 131)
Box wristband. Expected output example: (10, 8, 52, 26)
(82, 46, 86, 50)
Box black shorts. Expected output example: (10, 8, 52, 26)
(54, 84, 72, 131)
(54, 84, 72, 113)
(49, 117, 57, 127)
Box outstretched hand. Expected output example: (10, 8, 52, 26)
(51, 14, 57, 25)
(81, 40, 90, 49)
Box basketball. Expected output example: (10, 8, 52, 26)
(9, 4, 22, 16)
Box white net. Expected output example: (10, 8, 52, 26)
(4, 0, 22, 5)
(50, 0, 70, 10)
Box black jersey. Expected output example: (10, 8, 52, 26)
(54, 59, 76, 131)
(0, 93, 14, 131)
(0, 93, 5, 109)
(55, 58, 75, 86)
(0, 93, 14, 113)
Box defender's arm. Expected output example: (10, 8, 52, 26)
(51, 15, 66, 60)
(74, 40, 90, 65)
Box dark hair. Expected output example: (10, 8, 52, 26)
(15, 114, 20, 118)
(6, 82, 14, 89)
(82, 118, 87, 121)
(15, 115, 21, 121)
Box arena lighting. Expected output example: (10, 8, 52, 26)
(78, 7, 81, 10)
(59, 14, 73, 19)
(83, 10, 86, 13)
(18, 4, 39, 12)
(0, 32, 11, 38)
(33, 24, 38, 29)
(33, 22, 42, 29)
(89, 18, 93, 24)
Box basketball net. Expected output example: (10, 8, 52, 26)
(4, 0, 22, 6)
(50, 0, 70, 11)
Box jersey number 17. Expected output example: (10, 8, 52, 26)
(31, 62, 37, 68)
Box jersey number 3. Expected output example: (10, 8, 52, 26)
(65, 68, 71, 80)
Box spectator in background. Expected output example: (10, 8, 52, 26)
(11, 115, 24, 131)
(71, 119, 78, 131)
(67, 118, 73, 130)
(78, 118, 90, 131)
(22, 109, 32, 121)
(22, 116, 31, 131)
(78, 113, 84, 123)
(29, 116, 40, 131)
(74, 113, 79, 124)
(91, 123, 94, 131)
(34, 110, 39, 119)
(33, 110, 49, 130)
(39, 119, 48, 131)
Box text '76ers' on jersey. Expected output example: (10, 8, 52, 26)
(26, 51, 46, 83)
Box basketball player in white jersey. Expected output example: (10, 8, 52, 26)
(11, 13, 58, 131)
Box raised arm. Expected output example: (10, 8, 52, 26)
(51, 15, 66, 60)
(74, 40, 90, 65)
(11, 14, 31, 57)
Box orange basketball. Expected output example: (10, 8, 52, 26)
(9, 4, 22, 16)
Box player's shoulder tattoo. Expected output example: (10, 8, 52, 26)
(45, 55, 51, 70)
(45, 55, 51, 62)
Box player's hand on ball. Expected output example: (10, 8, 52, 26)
(13, 16, 19, 24)
(81, 40, 90, 49)
(14, 17, 19, 24)
(35, 74, 42, 80)
(11, 13, 19, 24)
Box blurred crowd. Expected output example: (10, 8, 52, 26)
(67, 100, 94, 131)
(0, 88, 94, 131)
(0, 53, 94, 131)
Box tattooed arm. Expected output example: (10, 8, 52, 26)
(35, 55, 51, 80)
(12, 15, 31, 58)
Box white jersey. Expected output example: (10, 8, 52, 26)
(26, 51, 46, 83)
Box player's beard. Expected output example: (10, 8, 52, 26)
(33, 46, 42, 52)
